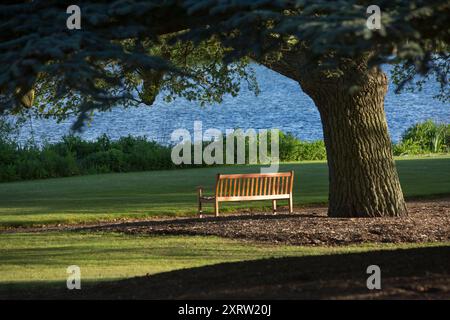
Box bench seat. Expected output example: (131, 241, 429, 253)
(197, 171, 294, 217)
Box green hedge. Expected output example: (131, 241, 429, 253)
(0, 131, 326, 182)
(0, 135, 179, 182)
(0, 120, 448, 182)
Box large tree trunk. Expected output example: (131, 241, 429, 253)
(260, 51, 408, 217)
(298, 62, 408, 217)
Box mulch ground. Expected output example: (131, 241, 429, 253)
(86, 198, 450, 246)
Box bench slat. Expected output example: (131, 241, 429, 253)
(217, 194, 290, 201)
(219, 172, 292, 178)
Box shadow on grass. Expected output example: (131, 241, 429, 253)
(2, 246, 449, 300)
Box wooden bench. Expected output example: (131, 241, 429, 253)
(197, 171, 294, 217)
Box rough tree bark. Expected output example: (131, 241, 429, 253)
(260, 51, 408, 217)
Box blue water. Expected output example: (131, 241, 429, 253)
(18, 65, 449, 145)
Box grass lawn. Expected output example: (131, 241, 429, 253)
(0, 156, 448, 228)
(0, 231, 447, 298)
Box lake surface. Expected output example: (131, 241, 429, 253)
(18, 65, 449, 145)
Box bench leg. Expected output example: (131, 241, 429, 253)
(214, 200, 219, 217)
(289, 196, 293, 214)
(198, 199, 203, 218)
(272, 200, 277, 215)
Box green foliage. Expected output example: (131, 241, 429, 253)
(31, 37, 260, 123)
(1, 1, 448, 129)
(393, 120, 450, 155)
(0, 129, 329, 182)
(279, 132, 326, 161)
(0, 120, 448, 182)
(0, 134, 176, 182)
(391, 56, 449, 103)
(0, 116, 25, 142)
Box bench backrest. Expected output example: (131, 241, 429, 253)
(215, 171, 294, 200)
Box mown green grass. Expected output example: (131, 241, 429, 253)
(0, 232, 447, 295)
(0, 156, 448, 228)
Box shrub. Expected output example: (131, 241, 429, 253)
(81, 149, 126, 173)
(279, 132, 326, 161)
(394, 120, 449, 155)
(16, 157, 48, 180)
(0, 164, 18, 182)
